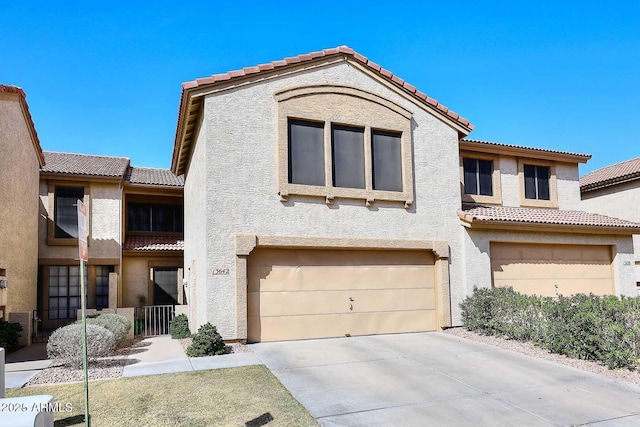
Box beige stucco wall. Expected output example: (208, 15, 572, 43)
(184, 115, 207, 330)
(38, 181, 122, 261)
(0, 94, 40, 314)
(461, 227, 637, 297)
(122, 257, 149, 308)
(184, 61, 464, 339)
(497, 156, 581, 209)
(581, 180, 640, 282)
(121, 255, 184, 308)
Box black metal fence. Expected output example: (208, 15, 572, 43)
(31, 311, 77, 343)
(134, 305, 175, 337)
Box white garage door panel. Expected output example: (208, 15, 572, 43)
(491, 243, 613, 297)
(247, 248, 437, 342)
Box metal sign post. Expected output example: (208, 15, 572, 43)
(77, 199, 90, 427)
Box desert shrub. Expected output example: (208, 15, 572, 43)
(460, 288, 640, 370)
(76, 313, 131, 344)
(47, 323, 117, 365)
(0, 317, 23, 350)
(186, 323, 225, 357)
(169, 314, 191, 339)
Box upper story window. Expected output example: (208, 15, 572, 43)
(518, 159, 557, 208)
(128, 203, 183, 233)
(463, 158, 493, 196)
(459, 152, 501, 205)
(524, 164, 550, 200)
(54, 186, 84, 239)
(277, 85, 414, 207)
(288, 119, 325, 186)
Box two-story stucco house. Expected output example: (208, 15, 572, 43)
(170, 46, 640, 343)
(580, 157, 640, 288)
(36, 151, 184, 338)
(457, 140, 639, 299)
(0, 85, 45, 345)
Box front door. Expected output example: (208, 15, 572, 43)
(152, 268, 179, 305)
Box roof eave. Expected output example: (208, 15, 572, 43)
(171, 48, 475, 176)
(460, 140, 591, 164)
(580, 174, 640, 193)
(40, 172, 125, 183)
(459, 217, 640, 235)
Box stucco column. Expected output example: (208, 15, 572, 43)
(433, 241, 452, 329)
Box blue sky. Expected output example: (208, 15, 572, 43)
(4, 1, 639, 174)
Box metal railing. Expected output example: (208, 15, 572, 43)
(32, 311, 77, 343)
(135, 305, 175, 337)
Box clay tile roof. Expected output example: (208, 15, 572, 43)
(462, 139, 591, 159)
(580, 156, 640, 191)
(180, 45, 474, 132)
(123, 235, 184, 252)
(125, 166, 184, 187)
(42, 151, 129, 178)
(458, 204, 640, 230)
(1, 84, 45, 167)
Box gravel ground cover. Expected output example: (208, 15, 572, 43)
(444, 327, 640, 385)
(25, 338, 251, 387)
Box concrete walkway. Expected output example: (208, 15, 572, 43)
(122, 336, 261, 377)
(5, 343, 52, 388)
(251, 332, 640, 427)
(5, 336, 261, 388)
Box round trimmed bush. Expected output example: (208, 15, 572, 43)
(169, 314, 191, 339)
(186, 323, 226, 357)
(47, 323, 117, 365)
(76, 313, 131, 344)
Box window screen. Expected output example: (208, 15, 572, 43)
(463, 158, 478, 195)
(128, 203, 183, 232)
(54, 186, 84, 238)
(463, 158, 493, 196)
(524, 165, 550, 200)
(288, 119, 325, 186)
(332, 125, 365, 189)
(48, 265, 87, 319)
(95, 266, 113, 309)
(372, 130, 402, 192)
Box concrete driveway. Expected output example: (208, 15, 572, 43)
(251, 332, 640, 426)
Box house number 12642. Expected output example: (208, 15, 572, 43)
(213, 268, 230, 275)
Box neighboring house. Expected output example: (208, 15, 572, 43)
(37, 151, 184, 336)
(458, 140, 639, 299)
(0, 85, 45, 345)
(580, 157, 640, 288)
(170, 46, 640, 343)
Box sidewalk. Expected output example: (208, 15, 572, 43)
(122, 336, 261, 377)
(4, 336, 261, 388)
(5, 343, 52, 389)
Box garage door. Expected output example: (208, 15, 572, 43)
(247, 248, 436, 342)
(491, 243, 613, 297)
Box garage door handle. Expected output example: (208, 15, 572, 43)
(349, 297, 354, 301)
(349, 303, 353, 311)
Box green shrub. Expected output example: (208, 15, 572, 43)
(0, 317, 23, 350)
(76, 313, 131, 344)
(460, 287, 640, 370)
(186, 323, 225, 357)
(47, 323, 117, 366)
(169, 314, 191, 339)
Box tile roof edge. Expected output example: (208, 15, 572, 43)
(461, 139, 591, 159)
(172, 45, 475, 174)
(1, 84, 45, 167)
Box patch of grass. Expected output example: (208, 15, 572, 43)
(7, 366, 318, 427)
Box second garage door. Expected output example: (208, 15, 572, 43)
(247, 248, 437, 343)
(491, 242, 613, 297)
